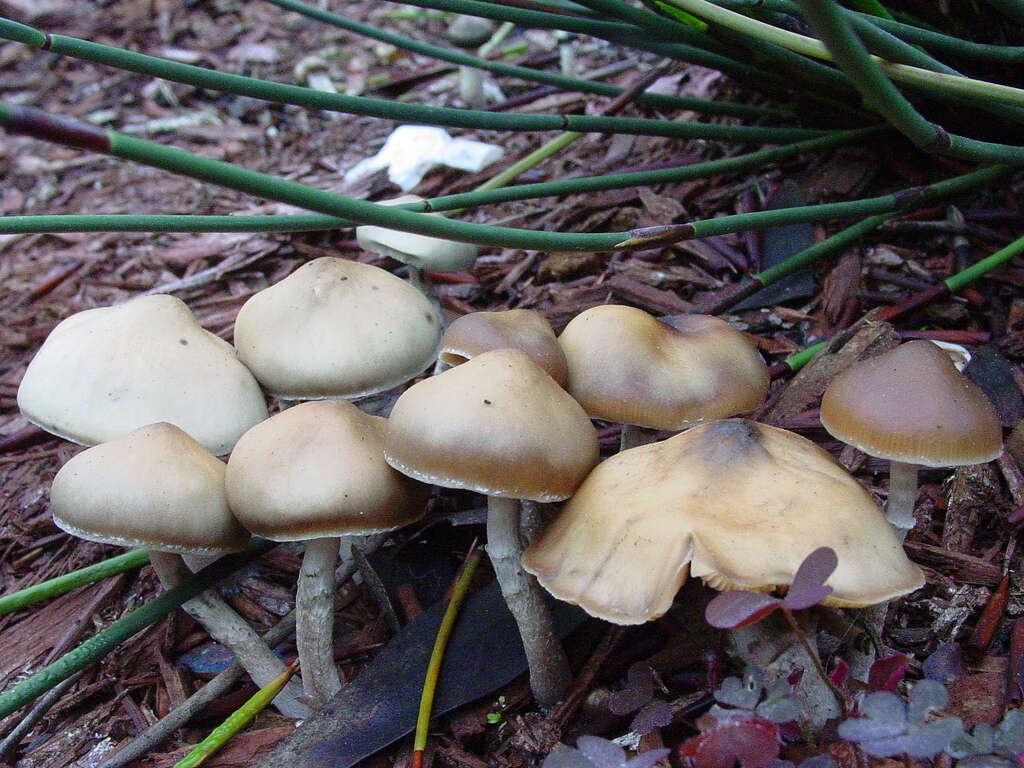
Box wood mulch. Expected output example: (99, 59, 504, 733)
(1, 0, 1023, 766)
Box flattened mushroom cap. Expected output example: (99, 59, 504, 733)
(233, 257, 442, 399)
(384, 348, 599, 501)
(523, 419, 924, 624)
(558, 305, 768, 429)
(356, 196, 478, 273)
(225, 400, 429, 541)
(18, 294, 268, 455)
(820, 340, 1002, 467)
(51, 422, 249, 555)
(440, 309, 569, 386)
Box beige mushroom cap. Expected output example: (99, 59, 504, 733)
(356, 195, 478, 273)
(384, 348, 599, 502)
(233, 257, 442, 399)
(523, 419, 924, 624)
(440, 310, 569, 386)
(558, 305, 769, 429)
(51, 422, 249, 555)
(820, 340, 1003, 467)
(226, 400, 429, 541)
(18, 294, 268, 455)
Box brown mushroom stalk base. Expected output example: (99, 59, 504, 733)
(147, 551, 312, 718)
(486, 496, 572, 709)
(296, 536, 345, 706)
(887, 460, 919, 539)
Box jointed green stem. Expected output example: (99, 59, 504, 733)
(266, 0, 784, 119)
(0, 549, 149, 616)
(0, 19, 817, 143)
(0, 541, 272, 719)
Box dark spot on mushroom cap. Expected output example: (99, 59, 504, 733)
(484, 399, 492, 405)
(179, 339, 188, 345)
(697, 419, 769, 465)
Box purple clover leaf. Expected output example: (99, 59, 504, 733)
(542, 737, 670, 768)
(677, 712, 781, 768)
(837, 680, 964, 758)
(768, 755, 838, 768)
(948, 709, 1024, 767)
(608, 663, 674, 736)
(705, 548, 836, 630)
(711, 667, 802, 724)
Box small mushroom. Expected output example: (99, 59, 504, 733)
(233, 257, 442, 402)
(226, 400, 429, 706)
(18, 294, 267, 455)
(439, 309, 568, 385)
(558, 305, 768, 448)
(356, 195, 478, 303)
(820, 340, 1003, 538)
(49, 423, 310, 717)
(523, 419, 924, 625)
(384, 348, 599, 708)
(446, 16, 496, 107)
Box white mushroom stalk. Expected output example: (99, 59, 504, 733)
(820, 340, 1003, 542)
(383, 349, 600, 708)
(47, 423, 310, 718)
(226, 401, 430, 707)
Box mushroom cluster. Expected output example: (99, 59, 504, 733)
(24, 250, 987, 721)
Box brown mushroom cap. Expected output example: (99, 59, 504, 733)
(440, 310, 569, 386)
(233, 257, 442, 399)
(225, 400, 429, 541)
(523, 419, 924, 624)
(18, 295, 268, 455)
(384, 348, 599, 502)
(50, 422, 249, 555)
(820, 340, 1003, 467)
(558, 305, 768, 429)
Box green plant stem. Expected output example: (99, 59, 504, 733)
(844, 12, 1024, 126)
(265, 0, 783, 119)
(794, 0, 1024, 162)
(0, 19, 818, 142)
(705, 213, 892, 314)
(640, 164, 1008, 241)
(0, 103, 867, 249)
(0, 541, 273, 719)
(662, 0, 1024, 114)
(714, 0, 1024, 63)
(173, 660, 299, 768)
(413, 548, 482, 758)
(0, 127, 883, 236)
(389, 0, 801, 89)
(0, 549, 150, 616)
(772, 232, 1024, 377)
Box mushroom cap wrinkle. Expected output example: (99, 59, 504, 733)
(558, 305, 769, 429)
(820, 340, 1003, 467)
(226, 400, 429, 541)
(440, 309, 568, 386)
(18, 294, 268, 455)
(233, 257, 442, 399)
(523, 419, 924, 624)
(384, 348, 599, 502)
(50, 422, 249, 555)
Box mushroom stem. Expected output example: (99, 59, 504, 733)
(886, 460, 919, 539)
(147, 551, 311, 718)
(486, 495, 572, 709)
(296, 536, 344, 706)
(457, 66, 485, 107)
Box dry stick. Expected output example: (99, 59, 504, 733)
(0, 672, 84, 759)
(95, 535, 386, 768)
